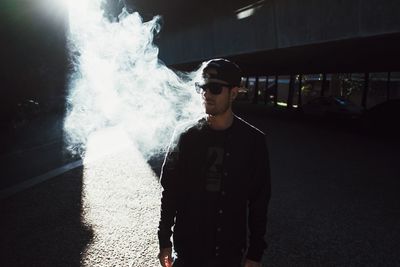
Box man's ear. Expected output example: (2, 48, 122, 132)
(230, 86, 239, 102)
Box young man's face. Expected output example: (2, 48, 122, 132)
(202, 85, 237, 116)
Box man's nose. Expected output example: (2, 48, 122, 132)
(203, 89, 211, 98)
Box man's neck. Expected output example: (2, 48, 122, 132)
(206, 110, 234, 130)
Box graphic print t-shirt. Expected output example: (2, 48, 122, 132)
(204, 129, 228, 193)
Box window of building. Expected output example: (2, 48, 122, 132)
(291, 75, 301, 108)
(237, 77, 252, 102)
(267, 76, 276, 105)
(367, 72, 387, 108)
(327, 74, 342, 97)
(247, 77, 256, 103)
(277, 75, 290, 107)
(343, 73, 364, 107)
(257, 76, 267, 104)
(301, 74, 323, 104)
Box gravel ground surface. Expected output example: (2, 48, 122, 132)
(1, 111, 399, 267)
(1, 129, 161, 267)
(242, 114, 400, 267)
(81, 146, 161, 267)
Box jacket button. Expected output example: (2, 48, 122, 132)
(219, 209, 223, 214)
(221, 191, 226, 196)
(217, 227, 222, 232)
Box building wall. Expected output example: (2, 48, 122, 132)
(156, 0, 400, 65)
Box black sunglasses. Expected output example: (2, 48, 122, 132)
(195, 82, 232, 95)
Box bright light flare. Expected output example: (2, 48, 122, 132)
(235, 0, 265, 20)
(59, 0, 81, 10)
(84, 127, 133, 163)
(236, 8, 256, 20)
(63, 0, 205, 159)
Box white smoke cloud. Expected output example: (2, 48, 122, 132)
(63, 0, 205, 159)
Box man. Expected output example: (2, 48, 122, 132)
(158, 58, 271, 267)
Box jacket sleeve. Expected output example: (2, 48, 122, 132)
(158, 130, 184, 249)
(246, 135, 271, 261)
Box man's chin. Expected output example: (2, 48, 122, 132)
(205, 108, 217, 116)
(204, 104, 215, 114)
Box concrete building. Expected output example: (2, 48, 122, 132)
(130, 0, 400, 108)
(1, 0, 399, 122)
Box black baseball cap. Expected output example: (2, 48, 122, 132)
(200, 58, 242, 87)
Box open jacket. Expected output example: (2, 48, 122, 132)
(158, 115, 271, 262)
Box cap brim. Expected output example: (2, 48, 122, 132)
(200, 78, 230, 86)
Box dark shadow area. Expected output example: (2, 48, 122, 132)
(0, 167, 94, 267)
(0, 0, 74, 188)
(233, 106, 400, 266)
(1, 2, 93, 266)
(0, 113, 70, 190)
(233, 102, 400, 141)
(0, 0, 68, 132)
(167, 33, 400, 76)
(359, 99, 400, 138)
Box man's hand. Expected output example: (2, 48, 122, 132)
(244, 259, 262, 267)
(158, 247, 173, 267)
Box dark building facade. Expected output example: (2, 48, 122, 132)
(2, 0, 400, 121)
(129, 0, 400, 109)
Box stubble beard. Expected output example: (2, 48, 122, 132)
(204, 99, 231, 116)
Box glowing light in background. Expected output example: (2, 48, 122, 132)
(59, 0, 81, 11)
(236, 8, 256, 20)
(63, 0, 205, 159)
(235, 0, 265, 20)
(59, 1, 206, 264)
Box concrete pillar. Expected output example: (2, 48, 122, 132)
(362, 72, 370, 108)
(321, 73, 327, 96)
(274, 75, 279, 106)
(264, 75, 269, 104)
(298, 74, 303, 107)
(253, 76, 259, 104)
(387, 72, 391, 100)
(287, 75, 295, 109)
(330, 74, 341, 96)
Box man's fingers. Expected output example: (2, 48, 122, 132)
(158, 249, 173, 267)
(159, 256, 169, 267)
(163, 256, 172, 267)
(164, 257, 173, 267)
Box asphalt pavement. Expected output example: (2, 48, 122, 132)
(1, 107, 399, 266)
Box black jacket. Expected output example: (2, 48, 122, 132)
(158, 115, 271, 262)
